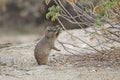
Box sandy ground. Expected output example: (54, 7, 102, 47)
(0, 27, 120, 80)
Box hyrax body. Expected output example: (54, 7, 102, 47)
(34, 26, 60, 65)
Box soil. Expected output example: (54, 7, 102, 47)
(0, 27, 120, 80)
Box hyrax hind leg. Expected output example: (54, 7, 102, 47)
(35, 55, 49, 65)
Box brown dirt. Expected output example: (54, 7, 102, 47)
(0, 28, 120, 80)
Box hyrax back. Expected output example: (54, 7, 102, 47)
(34, 26, 60, 65)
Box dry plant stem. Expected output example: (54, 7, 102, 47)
(75, 8, 93, 24)
(57, 40, 78, 55)
(73, 3, 95, 22)
(104, 35, 120, 43)
(65, 47, 82, 54)
(96, 23, 120, 49)
(55, 0, 119, 54)
(55, 0, 87, 31)
(71, 8, 92, 27)
(116, 0, 120, 16)
(107, 30, 120, 37)
(103, 30, 120, 43)
(57, 18, 104, 54)
(57, 40, 98, 54)
(96, 38, 104, 52)
(59, 15, 90, 25)
(92, 39, 111, 48)
(57, 41, 80, 48)
(57, 40, 85, 54)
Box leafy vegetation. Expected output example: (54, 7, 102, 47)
(45, 0, 120, 54)
(46, 5, 60, 21)
(94, 0, 120, 23)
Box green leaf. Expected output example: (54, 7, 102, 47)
(46, 12, 51, 19)
(45, 0, 51, 5)
(46, 5, 60, 21)
(51, 14, 57, 21)
(99, 11, 105, 16)
(95, 18, 103, 25)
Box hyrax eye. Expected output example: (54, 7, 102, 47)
(53, 29, 57, 32)
(48, 29, 57, 32)
(47, 30, 51, 32)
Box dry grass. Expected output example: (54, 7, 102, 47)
(49, 48, 120, 68)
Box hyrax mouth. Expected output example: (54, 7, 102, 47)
(56, 31, 59, 37)
(46, 26, 61, 38)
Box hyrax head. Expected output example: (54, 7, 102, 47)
(45, 26, 59, 39)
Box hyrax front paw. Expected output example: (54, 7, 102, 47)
(53, 46, 60, 51)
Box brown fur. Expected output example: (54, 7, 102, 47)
(34, 26, 60, 65)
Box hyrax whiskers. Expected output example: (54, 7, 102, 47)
(34, 26, 60, 65)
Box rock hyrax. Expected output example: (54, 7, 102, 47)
(34, 26, 60, 65)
